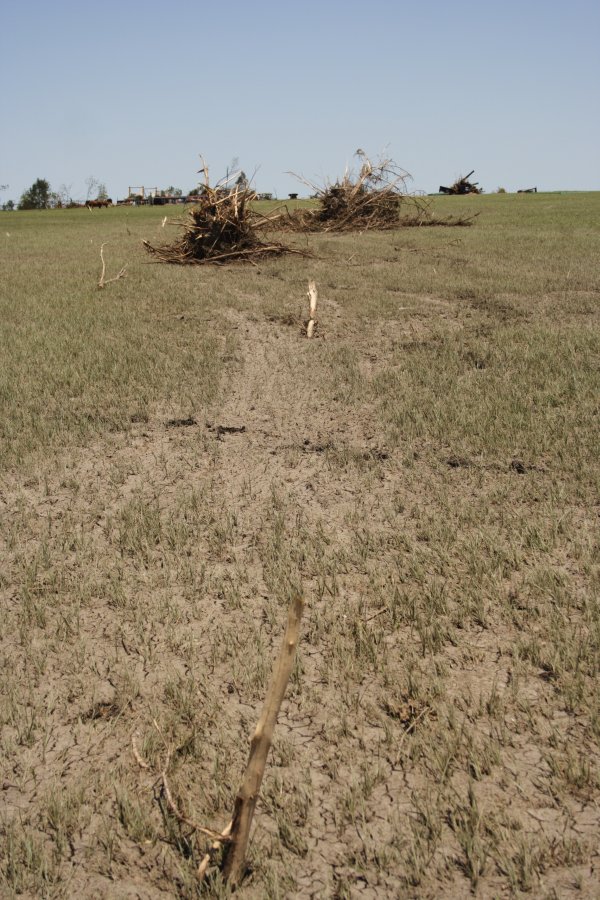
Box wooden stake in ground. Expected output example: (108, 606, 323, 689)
(306, 280, 317, 338)
(222, 594, 304, 886)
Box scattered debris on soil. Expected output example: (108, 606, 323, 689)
(439, 169, 482, 195)
(144, 159, 307, 265)
(165, 416, 198, 428)
(82, 700, 120, 722)
(207, 422, 247, 438)
(446, 454, 472, 469)
(510, 457, 527, 474)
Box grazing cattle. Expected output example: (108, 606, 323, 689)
(87, 199, 113, 209)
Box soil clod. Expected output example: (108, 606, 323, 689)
(166, 416, 198, 428)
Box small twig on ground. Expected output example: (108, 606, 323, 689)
(98, 242, 127, 289)
(132, 731, 150, 769)
(364, 607, 388, 622)
(159, 768, 228, 842)
(198, 820, 233, 880)
(151, 720, 230, 842)
(133, 722, 230, 847)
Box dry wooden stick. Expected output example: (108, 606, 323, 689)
(198, 819, 232, 880)
(306, 280, 318, 338)
(222, 594, 304, 885)
(132, 726, 230, 844)
(132, 731, 150, 769)
(160, 769, 228, 842)
(98, 242, 127, 289)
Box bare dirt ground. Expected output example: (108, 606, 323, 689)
(2, 201, 600, 898)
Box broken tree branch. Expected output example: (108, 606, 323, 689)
(306, 280, 318, 338)
(222, 593, 304, 886)
(198, 820, 233, 881)
(97, 242, 127, 289)
(159, 768, 229, 842)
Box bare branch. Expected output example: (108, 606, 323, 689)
(97, 242, 127, 289)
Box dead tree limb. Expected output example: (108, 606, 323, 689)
(222, 594, 304, 886)
(98, 241, 127, 289)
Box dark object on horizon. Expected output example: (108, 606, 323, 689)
(439, 170, 481, 195)
(517, 187, 538, 193)
(288, 193, 299, 200)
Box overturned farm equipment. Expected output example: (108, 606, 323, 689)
(439, 170, 481, 195)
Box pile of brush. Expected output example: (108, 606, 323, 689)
(144, 161, 304, 265)
(283, 153, 413, 233)
(282, 153, 475, 232)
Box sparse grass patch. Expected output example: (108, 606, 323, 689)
(1, 193, 599, 896)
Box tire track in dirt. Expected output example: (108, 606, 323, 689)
(201, 308, 405, 896)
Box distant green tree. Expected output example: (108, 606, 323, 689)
(18, 178, 51, 209)
(2, 199, 15, 211)
(97, 183, 109, 201)
(164, 186, 182, 197)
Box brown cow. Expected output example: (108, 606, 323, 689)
(86, 199, 113, 209)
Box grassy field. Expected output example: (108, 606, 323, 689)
(1, 193, 599, 898)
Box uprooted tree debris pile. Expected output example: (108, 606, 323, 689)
(143, 161, 307, 265)
(439, 170, 482, 195)
(283, 152, 476, 232)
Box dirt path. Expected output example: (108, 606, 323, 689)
(2, 295, 599, 899)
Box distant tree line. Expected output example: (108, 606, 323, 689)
(2, 178, 189, 209)
(1, 177, 110, 210)
(1, 164, 256, 210)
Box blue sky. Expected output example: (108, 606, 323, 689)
(1, 0, 598, 203)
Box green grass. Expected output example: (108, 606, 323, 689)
(0, 207, 226, 469)
(1, 192, 599, 898)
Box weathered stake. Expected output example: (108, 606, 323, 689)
(222, 594, 304, 886)
(306, 280, 317, 338)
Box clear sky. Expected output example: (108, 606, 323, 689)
(1, 0, 598, 203)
